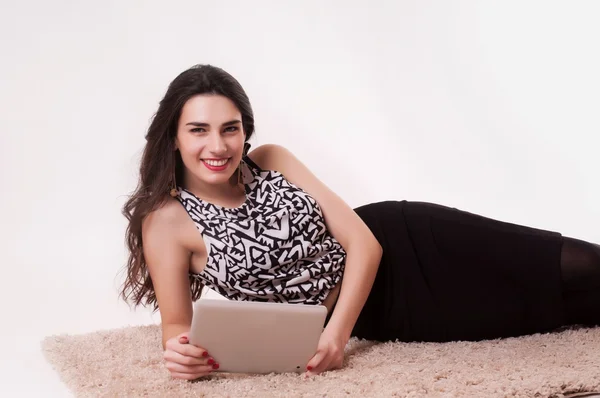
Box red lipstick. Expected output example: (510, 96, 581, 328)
(202, 158, 230, 171)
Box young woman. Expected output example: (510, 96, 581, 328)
(120, 64, 600, 381)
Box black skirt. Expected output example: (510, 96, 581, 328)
(350, 200, 565, 342)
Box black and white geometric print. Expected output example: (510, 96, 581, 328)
(176, 156, 346, 305)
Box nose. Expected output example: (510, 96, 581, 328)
(207, 132, 227, 155)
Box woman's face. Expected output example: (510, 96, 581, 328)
(175, 94, 246, 188)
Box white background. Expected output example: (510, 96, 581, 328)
(1, 1, 599, 396)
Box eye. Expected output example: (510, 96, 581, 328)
(224, 126, 239, 133)
(190, 127, 206, 133)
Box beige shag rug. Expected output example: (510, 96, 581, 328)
(41, 324, 600, 397)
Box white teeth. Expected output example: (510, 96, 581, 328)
(204, 158, 228, 166)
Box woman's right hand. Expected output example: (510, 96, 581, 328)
(163, 332, 219, 380)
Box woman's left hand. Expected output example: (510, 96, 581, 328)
(305, 326, 349, 376)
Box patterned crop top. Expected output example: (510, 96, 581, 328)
(175, 155, 346, 305)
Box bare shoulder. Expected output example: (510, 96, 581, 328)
(247, 143, 296, 172)
(247, 143, 320, 190)
(142, 197, 201, 259)
(142, 198, 187, 243)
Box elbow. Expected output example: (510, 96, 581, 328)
(347, 232, 382, 263)
(366, 231, 383, 266)
(377, 239, 383, 257)
(363, 228, 382, 261)
(372, 237, 383, 263)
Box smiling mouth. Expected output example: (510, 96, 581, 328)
(202, 158, 230, 167)
(201, 158, 231, 170)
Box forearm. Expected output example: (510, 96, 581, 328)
(325, 239, 382, 341)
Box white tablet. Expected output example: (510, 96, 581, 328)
(188, 299, 328, 374)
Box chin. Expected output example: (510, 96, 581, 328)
(198, 173, 234, 185)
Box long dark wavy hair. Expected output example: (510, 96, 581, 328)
(119, 64, 255, 311)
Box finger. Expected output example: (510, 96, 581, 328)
(308, 357, 332, 376)
(164, 350, 213, 366)
(168, 338, 209, 359)
(306, 350, 328, 375)
(180, 336, 210, 357)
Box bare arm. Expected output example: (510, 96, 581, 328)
(142, 200, 194, 350)
(142, 200, 218, 380)
(250, 144, 382, 342)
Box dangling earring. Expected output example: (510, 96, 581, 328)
(237, 161, 244, 185)
(170, 144, 179, 197)
(169, 167, 178, 197)
(237, 142, 252, 185)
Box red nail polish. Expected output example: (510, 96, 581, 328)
(202, 351, 209, 357)
(207, 358, 215, 365)
(212, 363, 220, 370)
(306, 366, 313, 371)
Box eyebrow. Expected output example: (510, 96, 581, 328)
(185, 119, 242, 127)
